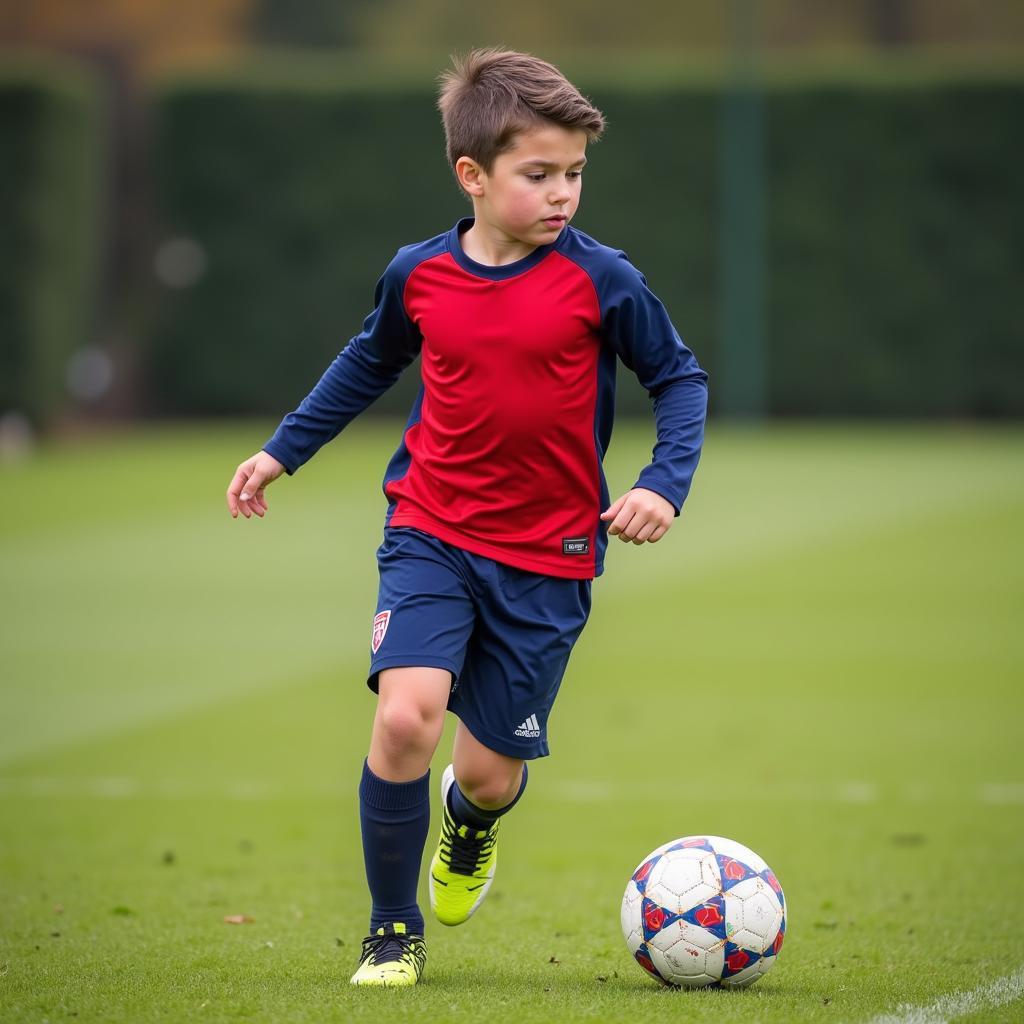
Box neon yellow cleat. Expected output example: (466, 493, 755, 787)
(349, 923, 426, 987)
(429, 764, 499, 927)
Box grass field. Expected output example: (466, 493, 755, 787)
(1, 421, 1022, 1023)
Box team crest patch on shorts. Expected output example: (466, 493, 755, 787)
(371, 610, 391, 654)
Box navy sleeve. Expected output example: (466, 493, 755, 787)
(262, 257, 423, 473)
(601, 254, 708, 513)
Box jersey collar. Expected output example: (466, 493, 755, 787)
(447, 217, 568, 281)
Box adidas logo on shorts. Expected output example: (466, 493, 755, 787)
(514, 714, 541, 739)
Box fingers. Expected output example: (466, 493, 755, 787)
(228, 452, 285, 521)
(227, 456, 272, 519)
(607, 510, 630, 538)
(620, 516, 668, 544)
(618, 509, 645, 542)
(244, 486, 268, 518)
(603, 495, 635, 538)
(608, 496, 645, 541)
(239, 470, 268, 518)
(604, 489, 675, 544)
(632, 520, 658, 545)
(226, 465, 250, 518)
(600, 494, 627, 528)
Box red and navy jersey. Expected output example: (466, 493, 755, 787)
(263, 219, 708, 579)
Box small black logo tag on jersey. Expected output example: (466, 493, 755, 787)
(562, 536, 590, 556)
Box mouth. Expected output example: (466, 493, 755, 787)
(542, 215, 567, 229)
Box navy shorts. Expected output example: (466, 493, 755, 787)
(368, 527, 592, 759)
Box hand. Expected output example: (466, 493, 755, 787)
(226, 451, 286, 519)
(600, 487, 675, 545)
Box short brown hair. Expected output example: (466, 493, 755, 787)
(438, 48, 605, 172)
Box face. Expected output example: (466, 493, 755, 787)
(458, 123, 588, 249)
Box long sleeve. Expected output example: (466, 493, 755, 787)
(600, 256, 708, 513)
(263, 257, 423, 474)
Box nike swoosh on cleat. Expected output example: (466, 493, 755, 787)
(466, 883, 486, 891)
(431, 874, 449, 887)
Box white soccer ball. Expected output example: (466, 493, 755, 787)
(621, 835, 786, 988)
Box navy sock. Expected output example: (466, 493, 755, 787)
(447, 763, 528, 832)
(359, 760, 430, 936)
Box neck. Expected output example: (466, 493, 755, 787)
(460, 218, 537, 267)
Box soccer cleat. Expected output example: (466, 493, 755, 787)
(349, 922, 426, 987)
(429, 764, 499, 926)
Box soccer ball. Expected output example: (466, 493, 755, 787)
(621, 835, 786, 988)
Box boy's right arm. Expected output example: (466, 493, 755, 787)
(224, 254, 422, 519)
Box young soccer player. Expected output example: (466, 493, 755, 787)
(226, 48, 707, 986)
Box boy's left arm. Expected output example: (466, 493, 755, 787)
(600, 259, 708, 545)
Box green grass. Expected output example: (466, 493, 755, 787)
(1, 421, 1022, 1023)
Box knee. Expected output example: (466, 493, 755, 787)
(376, 699, 443, 756)
(458, 767, 523, 810)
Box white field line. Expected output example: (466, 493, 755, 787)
(868, 966, 1024, 1024)
(3, 777, 1024, 803)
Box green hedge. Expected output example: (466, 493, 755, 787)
(766, 77, 1022, 416)
(0, 58, 101, 426)
(152, 61, 1023, 418)
(152, 83, 462, 417)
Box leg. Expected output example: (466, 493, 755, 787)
(353, 528, 476, 986)
(369, 667, 451, 781)
(359, 668, 449, 938)
(353, 668, 450, 987)
(428, 725, 528, 928)
(429, 564, 591, 928)
(451, 721, 527, 818)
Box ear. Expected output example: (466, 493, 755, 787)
(455, 156, 486, 197)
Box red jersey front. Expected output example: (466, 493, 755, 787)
(385, 246, 603, 576)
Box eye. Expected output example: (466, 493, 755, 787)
(567, 170, 583, 180)
(526, 172, 546, 182)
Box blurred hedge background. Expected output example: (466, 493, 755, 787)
(0, 58, 101, 427)
(1, 1, 1022, 430)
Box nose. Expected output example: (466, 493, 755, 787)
(549, 180, 572, 205)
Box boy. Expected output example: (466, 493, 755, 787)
(226, 48, 707, 986)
